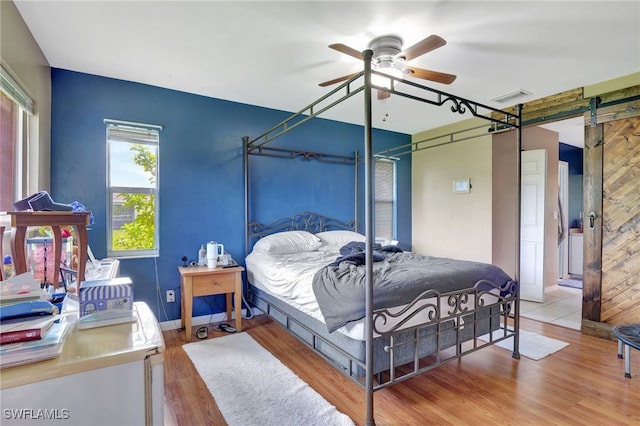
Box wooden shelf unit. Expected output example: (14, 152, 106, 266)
(8, 211, 91, 285)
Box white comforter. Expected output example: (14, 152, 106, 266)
(246, 249, 376, 340)
(246, 250, 335, 320)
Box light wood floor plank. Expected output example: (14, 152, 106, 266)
(163, 315, 640, 425)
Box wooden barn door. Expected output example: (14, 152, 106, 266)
(583, 99, 640, 332)
(601, 115, 640, 325)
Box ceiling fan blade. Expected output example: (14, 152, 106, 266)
(318, 72, 360, 87)
(400, 35, 446, 61)
(329, 43, 363, 61)
(377, 90, 391, 100)
(403, 66, 457, 85)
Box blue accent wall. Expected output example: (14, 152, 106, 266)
(50, 68, 411, 322)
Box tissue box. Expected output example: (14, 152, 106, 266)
(79, 277, 133, 318)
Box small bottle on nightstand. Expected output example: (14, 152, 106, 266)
(198, 244, 206, 266)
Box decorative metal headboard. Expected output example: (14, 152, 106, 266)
(247, 211, 356, 251)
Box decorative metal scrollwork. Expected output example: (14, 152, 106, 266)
(444, 95, 467, 114)
(373, 302, 440, 335)
(373, 289, 443, 334)
(446, 292, 470, 316)
(248, 212, 355, 240)
(290, 151, 322, 161)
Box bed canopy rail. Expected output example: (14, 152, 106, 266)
(374, 69, 520, 128)
(246, 67, 519, 153)
(242, 137, 360, 255)
(246, 73, 365, 151)
(375, 122, 511, 159)
(243, 48, 522, 426)
(246, 145, 357, 165)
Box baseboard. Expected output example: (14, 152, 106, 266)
(159, 308, 263, 331)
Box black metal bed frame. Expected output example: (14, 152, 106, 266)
(246, 213, 519, 388)
(243, 49, 523, 426)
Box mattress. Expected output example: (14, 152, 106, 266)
(245, 249, 503, 341)
(246, 249, 372, 339)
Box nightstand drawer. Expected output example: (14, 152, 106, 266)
(192, 273, 236, 296)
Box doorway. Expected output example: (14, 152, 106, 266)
(519, 117, 584, 330)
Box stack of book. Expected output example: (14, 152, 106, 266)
(0, 315, 70, 368)
(1, 273, 71, 368)
(1, 314, 57, 345)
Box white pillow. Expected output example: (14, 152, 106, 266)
(316, 230, 366, 251)
(252, 230, 321, 255)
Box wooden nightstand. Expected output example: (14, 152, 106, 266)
(178, 266, 244, 341)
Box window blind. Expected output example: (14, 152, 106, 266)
(0, 65, 34, 115)
(105, 119, 162, 144)
(375, 159, 395, 240)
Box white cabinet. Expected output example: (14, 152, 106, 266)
(569, 232, 583, 276)
(0, 302, 164, 426)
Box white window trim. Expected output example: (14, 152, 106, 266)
(105, 119, 162, 258)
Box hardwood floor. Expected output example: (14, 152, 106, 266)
(163, 315, 639, 426)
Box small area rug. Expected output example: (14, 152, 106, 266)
(183, 332, 354, 426)
(479, 329, 569, 360)
(558, 278, 583, 289)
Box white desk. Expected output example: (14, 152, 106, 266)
(0, 302, 165, 426)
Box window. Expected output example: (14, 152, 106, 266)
(374, 159, 396, 241)
(106, 120, 161, 258)
(0, 65, 33, 212)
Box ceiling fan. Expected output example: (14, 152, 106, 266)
(319, 34, 457, 99)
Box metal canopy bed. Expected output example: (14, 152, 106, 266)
(243, 49, 522, 426)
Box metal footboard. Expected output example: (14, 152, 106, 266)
(249, 278, 519, 391)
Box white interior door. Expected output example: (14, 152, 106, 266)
(520, 149, 546, 302)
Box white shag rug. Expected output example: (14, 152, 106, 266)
(479, 329, 569, 360)
(183, 332, 354, 426)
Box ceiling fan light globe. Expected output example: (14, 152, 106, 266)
(378, 67, 403, 79)
(371, 66, 403, 90)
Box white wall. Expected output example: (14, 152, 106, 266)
(411, 118, 493, 262)
(1, 0, 51, 197)
(1, 0, 51, 256)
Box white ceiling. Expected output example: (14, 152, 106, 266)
(13, 1, 640, 137)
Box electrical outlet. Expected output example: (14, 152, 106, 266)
(166, 290, 175, 303)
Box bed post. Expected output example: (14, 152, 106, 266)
(243, 136, 250, 256)
(354, 150, 359, 232)
(362, 48, 376, 426)
(513, 104, 523, 359)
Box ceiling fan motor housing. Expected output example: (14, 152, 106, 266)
(368, 34, 404, 67)
(321, 33, 455, 87)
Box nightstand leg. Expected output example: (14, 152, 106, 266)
(225, 293, 232, 323)
(234, 287, 242, 332)
(180, 278, 186, 331)
(183, 277, 193, 341)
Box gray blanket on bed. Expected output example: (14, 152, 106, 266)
(312, 252, 513, 333)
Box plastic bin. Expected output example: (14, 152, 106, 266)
(26, 236, 73, 285)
